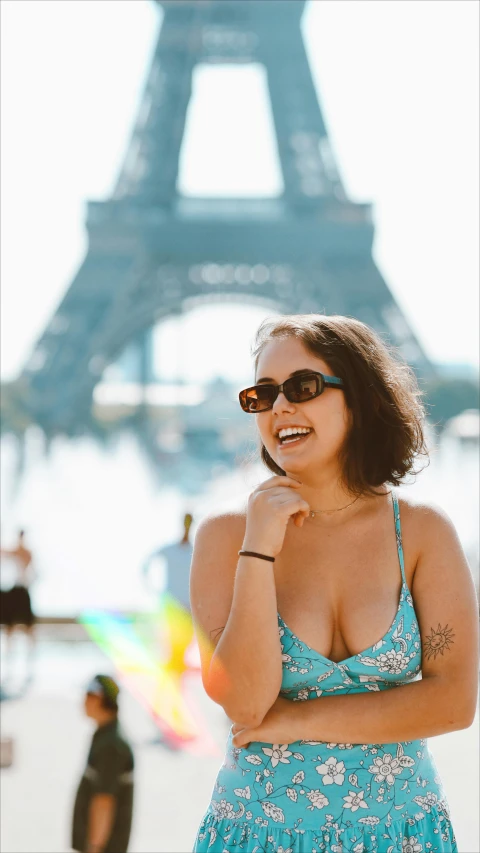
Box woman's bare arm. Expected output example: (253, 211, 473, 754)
(190, 513, 282, 727)
(233, 505, 479, 745)
(191, 475, 309, 727)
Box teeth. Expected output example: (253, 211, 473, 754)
(278, 427, 311, 440)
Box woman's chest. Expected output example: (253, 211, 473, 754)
(274, 522, 410, 662)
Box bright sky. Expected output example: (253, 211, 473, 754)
(1, 0, 479, 384)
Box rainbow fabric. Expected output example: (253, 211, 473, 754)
(80, 594, 220, 756)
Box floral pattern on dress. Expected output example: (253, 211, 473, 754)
(193, 495, 457, 853)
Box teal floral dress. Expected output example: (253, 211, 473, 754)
(194, 495, 457, 853)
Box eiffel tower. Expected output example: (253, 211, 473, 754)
(22, 0, 432, 434)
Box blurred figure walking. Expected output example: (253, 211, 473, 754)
(72, 675, 134, 853)
(0, 529, 36, 683)
(142, 513, 195, 675)
(142, 512, 194, 612)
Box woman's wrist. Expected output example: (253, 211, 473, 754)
(239, 550, 275, 563)
(241, 540, 276, 559)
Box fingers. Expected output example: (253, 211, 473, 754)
(272, 493, 309, 507)
(256, 476, 302, 492)
(275, 495, 310, 511)
(292, 503, 310, 527)
(232, 730, 251, 749)
(276, 498, 310, 523)
(266, 490, 307, 503)
(231, 721, 252, 748)
(250, 486, 310, 517)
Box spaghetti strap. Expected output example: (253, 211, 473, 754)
(392, 491, 407, 585)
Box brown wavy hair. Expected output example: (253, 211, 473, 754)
(253, 314, 428, 495)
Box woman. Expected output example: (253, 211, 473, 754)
(191, 315, 478, 853)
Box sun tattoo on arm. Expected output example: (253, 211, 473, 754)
(423, 624, 455, 660)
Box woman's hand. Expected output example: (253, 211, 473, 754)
(242, 475, 310, 558)
(231, 696, 300, 747)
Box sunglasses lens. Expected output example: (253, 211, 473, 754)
(239, 374, 323, 412)
(287, 374, 320, 402)
(239, 385, 276, 412)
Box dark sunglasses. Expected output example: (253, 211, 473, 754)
(239, 371, 344, 413)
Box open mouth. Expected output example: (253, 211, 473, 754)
(277, 427, 313, 448)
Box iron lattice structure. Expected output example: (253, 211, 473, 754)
(23, 0, 432, 433)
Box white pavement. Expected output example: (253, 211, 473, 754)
(0, 628, 478, 853)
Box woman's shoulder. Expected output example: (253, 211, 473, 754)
(397, 491, 454, 524)
(396, 492, 459, 552)
(396, 494, 475, 599)
(190, 510, 248, 593)
(194, 508, 247, 550)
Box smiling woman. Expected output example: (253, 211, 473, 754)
(190, 314, 478, 853)
(252, 315, 428, 495)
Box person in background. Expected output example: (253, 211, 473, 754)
(142, 512, 194, 612)
(72, 675, 134, 853)
(0, 529, 36, 683)
(142, 513, 195, 675)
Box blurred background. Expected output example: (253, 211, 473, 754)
(1, 1, 478, 851)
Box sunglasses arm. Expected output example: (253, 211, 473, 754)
(324, 376, 344, 388)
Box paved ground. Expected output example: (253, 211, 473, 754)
(1, 627, 478, 853)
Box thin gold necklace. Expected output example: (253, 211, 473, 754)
(308, 494, 360, 517)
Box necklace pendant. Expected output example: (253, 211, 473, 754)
(310, 511, 315, 518)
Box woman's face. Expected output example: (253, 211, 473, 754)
(255, 337, 350, 479)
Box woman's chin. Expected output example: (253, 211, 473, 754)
(275, 449, 336, 480)
(275, 456, 308, 476)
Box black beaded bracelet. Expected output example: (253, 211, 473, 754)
(238, 550, 275, 563)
